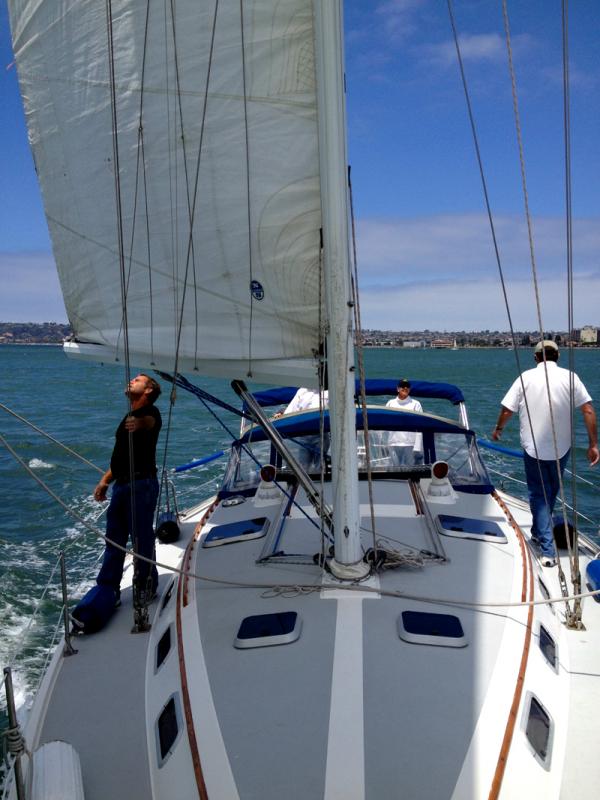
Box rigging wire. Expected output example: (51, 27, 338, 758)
(114, 0, 155, 364)
(238, 0, 254, 377)
(445, 0, 552, 515)
(155, 0, 220, 516)
(348, 166, 378, 556)
(0, 402, 103, 474)
(560, 0, 583, 619)
(501, 0, 579, 621)
(448, 0, 581, 616)
(106, 0, 149, 621)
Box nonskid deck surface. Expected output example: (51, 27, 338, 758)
(35, 525, 193, 800)
(499, 492, 600, 800)
(184, 480, 537, 799)
(30, 486, 600, 800)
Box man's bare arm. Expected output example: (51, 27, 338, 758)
(94, 468, 113, 502)
(580, 402, 599, 466)
(492, 407, 514, 441)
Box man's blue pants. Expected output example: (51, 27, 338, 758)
(97, 477, 159, 594)
(523, 450, 569, 558)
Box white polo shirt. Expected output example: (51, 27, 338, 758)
(385, 395, 423, 449)
(501, 361, 591, 459)
(284, 388, 328, 414)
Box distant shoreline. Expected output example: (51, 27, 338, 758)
(3, 342, 599, 352)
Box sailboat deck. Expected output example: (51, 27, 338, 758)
(27, 483, 600, 799)
(182, 480, 533, 799)
(34, 533, 191, 800)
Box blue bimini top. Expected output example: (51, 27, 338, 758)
(249, 379, 464, 410)
(239, 407, 469, 444)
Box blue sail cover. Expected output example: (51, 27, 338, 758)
(249, 379, 464, 409)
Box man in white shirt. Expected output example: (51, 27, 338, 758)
(283, 387, 328, 415)
(276, 387, 329, 470)
(385, 379, 423, 466)
(492, 341, 598, 565)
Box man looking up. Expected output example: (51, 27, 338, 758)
(93, 374, 162, 605)
(492, 341, 598, 567)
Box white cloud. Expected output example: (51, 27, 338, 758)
(0, 252, 67, 322)
(356, 214, 600, 282)
(421, 32, 533, 68)
(355, 213, 600, 330)
(374, 0, 425, 42)
(358, 274, 600, 332)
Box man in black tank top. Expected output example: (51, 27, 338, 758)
(93, 374, 162, 603)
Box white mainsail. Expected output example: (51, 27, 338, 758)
(9, 0, 324, 382)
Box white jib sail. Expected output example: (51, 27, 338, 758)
(9, 0, 324, 383)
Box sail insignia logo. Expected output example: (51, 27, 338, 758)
(250, 280, 265, 301)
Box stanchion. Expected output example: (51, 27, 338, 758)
(3, 667, 26, 800)
(60, 551, 77, 656)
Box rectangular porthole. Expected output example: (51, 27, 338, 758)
(538, 625, 557, 671)
(234, 611, 301, 649)
(397, 610, 467, 648)
(156, 694, 183, 767)
(160, 579, 175, 616)
(538, 578, 555, 614)
(524, 695, 553, 767)
(155, 626, 172, 672)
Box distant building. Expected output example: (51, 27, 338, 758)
(431, 338, 453, 349)
(580, 326, 598, 345)
(403, 340, 425, 348)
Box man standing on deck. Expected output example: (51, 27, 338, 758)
(492, 341, 598, 567)
(93, 374, 162, 604)
(274, 387, 329, 470)
(386, 379, 424, 465)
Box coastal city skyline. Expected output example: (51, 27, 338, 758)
(2, 1, 600, 330)
(2, 321, 598, 348)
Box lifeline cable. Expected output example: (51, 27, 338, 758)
(3, 429, 600, 613)
(0, 402, 103, 474)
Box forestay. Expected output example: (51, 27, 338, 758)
(9, 0, 324, 381)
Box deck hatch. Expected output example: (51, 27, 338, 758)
(398, 611, 467, 647)
(155, 694, 183, 767)
(202, 517, 269, 548)
(234, 611, 301, 649)
(437, 514, 507, 542)
(538, 625, 557, 670)
(156, 626, 172, 671)
(524, 695, 552, 764)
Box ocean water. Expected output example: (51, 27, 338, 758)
(1, 344, 599, 715)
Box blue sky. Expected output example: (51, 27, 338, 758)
(1, 0, 599, 330)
